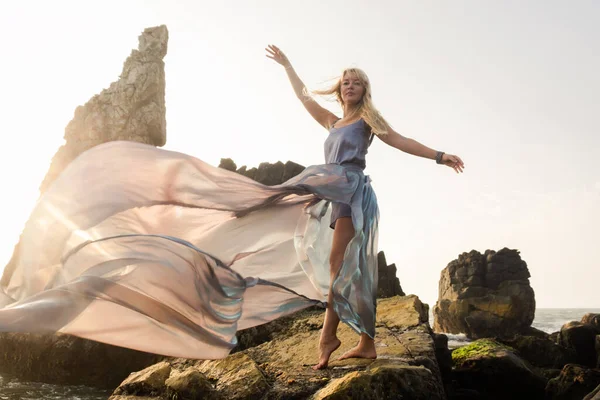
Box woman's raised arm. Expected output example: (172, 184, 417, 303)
(266, 45, 337, 130)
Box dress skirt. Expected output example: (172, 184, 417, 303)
(0, 141, 379, 359)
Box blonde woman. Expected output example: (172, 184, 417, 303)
(266, 44, 464, 369)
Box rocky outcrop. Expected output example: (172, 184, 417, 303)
(41, 25, 168, 193)
(583, 313, 600, 330)
(218, 157, 305, 185)
(433, 248, 536, 339)
(110, 295, 448, 400)
(0, 333, 162, 389)
(377, 251, 405, 298)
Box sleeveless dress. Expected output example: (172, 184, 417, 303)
(324, 118, 372, 228)
(0, 124, 380, 359)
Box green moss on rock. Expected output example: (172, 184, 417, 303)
(452, 339, 514, 365)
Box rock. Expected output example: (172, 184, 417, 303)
(0, 332, 162, 389)
(433, 333, 453, 388)
(433, 248, 536, 339)
(196, 353, 269, 399)
(584, 384, 600, 400)
(223, 159, 306, 185)
(583, 314, 600, 330)
(255, 161, 285, 185)
(219, 158, 237, 172)
(545, 364, 600, 400)
(377, 251, 405, 298)
(498, 334, 577, 369)
(240, 166, 257, 180)
(41, 25, 168, 194)
(313, 363, 444, 400)
(282, 160, 306, 182)
(111, 361, 171, 397)
(111, 295, 446, 399)
(557, 321, 600, 367)
(451, 339, 547, 400)
(596, 335, 600, 368)
(165, 369, 214, 399)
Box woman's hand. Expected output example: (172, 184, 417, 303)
(442, 154, 465, 173)
(265, 44, 291, 68)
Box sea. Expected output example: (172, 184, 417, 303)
(0, 308, 597, 400)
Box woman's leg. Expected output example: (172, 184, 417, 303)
(312, 216, 355, 370)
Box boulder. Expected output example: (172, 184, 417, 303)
(195, 353, 269, 399)
(451, 339, 547, 400)
(165, 369, 215, 399)
(0, 332, 162, 389)
(498, 334, 577, 369)
(545, 364, 600, 400)
(219, 157, 237, 172)
(582, 313, 600, 330)
(313, 363, 444, 400)
(111, 361, 172, 397)
(433, 248, 536, 339)
(557, 321, 600, 367)
(255, 161, 285, 185)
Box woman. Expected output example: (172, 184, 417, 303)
(266, 45, 464, 369)
(0, 46, 463, 368)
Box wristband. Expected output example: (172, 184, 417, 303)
(435, 151, 445, 164)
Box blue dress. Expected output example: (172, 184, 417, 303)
(324, 118, 373, 228)
(0, 130, 380, 359)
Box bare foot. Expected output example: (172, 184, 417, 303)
(312, 337, 341, 370)
(337, 343, 377, 361)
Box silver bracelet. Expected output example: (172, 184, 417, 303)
(435, 151, 445, 164)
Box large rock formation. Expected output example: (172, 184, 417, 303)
(433, 248, 536, 339)
(110, 295, 448, 400)
(41, 25, 168, 193)
(0, 25, 169, 388)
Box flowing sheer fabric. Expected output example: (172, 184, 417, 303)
(0, 141, 379, 359)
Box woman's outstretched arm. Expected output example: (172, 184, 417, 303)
(266, 44, 337, 130)
(377, 126, 465, 173)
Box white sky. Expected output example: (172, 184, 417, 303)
(0, 0, 598, 308)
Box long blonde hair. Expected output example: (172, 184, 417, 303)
(312, 68, 389, 136)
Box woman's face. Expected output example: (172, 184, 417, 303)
(340, 72, 365, 106)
